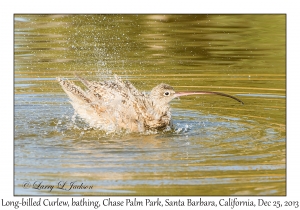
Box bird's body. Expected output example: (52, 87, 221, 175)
(57, 74, 243, 132)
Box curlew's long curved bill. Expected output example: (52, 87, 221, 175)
(173, 91, 244, 104)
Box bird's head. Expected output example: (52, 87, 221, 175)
(149, 83, 176, 105)
(150, 83, 244, 106)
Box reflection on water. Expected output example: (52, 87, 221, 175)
(14, 14, 285, 195)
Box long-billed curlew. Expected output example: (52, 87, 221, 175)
(57, 74, 243, 132)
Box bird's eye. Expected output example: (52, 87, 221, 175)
(164, 91, 170, 96)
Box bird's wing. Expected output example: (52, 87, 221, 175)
(74, 74, 144, 105)
(57, 77, 91, 104)
(57, 77, 107, 114)
(58, 74, 151, 131)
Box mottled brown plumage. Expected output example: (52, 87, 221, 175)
(57, 74, 243, 132)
